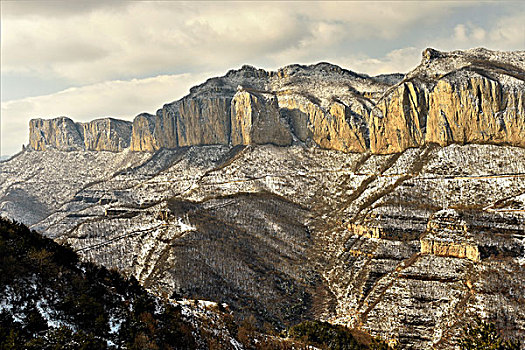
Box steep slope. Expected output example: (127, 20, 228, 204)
(0, 149, 151, 225)
(0, 217, 210, 349)
(1, 218, 394, 350)
(1, 143, 524, 349)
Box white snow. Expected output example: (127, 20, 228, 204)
(109, 315, 124, 334)
(177, 217, 196, 232)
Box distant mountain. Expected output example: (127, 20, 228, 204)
(28, 48, 525, 154)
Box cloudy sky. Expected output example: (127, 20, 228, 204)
(1, 1, 524, 156)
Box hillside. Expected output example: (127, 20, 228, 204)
(0, 217, 237, 349)
(2, 142, 524, 348)
(1, 217, 405, 350)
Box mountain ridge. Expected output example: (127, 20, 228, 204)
(27, 47, 525, 154)
(4, 47, 525, 349)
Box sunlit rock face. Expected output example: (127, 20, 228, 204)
(79, 118, 132, 151)
(30, 117, 132, 151)
(29, 117, 84, 151)
(176, 97, 233, 147)
(130, 113, 159, 152)
(420, 209, 480, 262)
(29, 48, 525, 154)
(230, 90, 292, 146)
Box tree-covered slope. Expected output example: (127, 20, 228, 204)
(0, 218, 396, 350)
(0, 217, 195, 349)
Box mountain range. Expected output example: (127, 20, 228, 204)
(1, 47, 524, 349)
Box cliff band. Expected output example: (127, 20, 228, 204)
(28, 48, 525, 154)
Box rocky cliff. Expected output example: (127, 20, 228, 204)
(29, 117, 84, 151)
(30, 117, 132, 151)
(28, 48, 525, 154)
(230, 89, 293, 146)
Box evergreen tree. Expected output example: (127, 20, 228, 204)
(459, 317, 520, 350)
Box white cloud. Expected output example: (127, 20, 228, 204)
(435, 13, 525, 51)
(328, 47, 423, 76)
(0, 2, 474, 83)
(1, 72, 211, 156)
(453, 23, 487, 43)
(1, 1, 128, 17)
(488, 13, 525, 49)
(454, 24, 469, 42)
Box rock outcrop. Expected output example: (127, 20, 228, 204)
(177, 97, 232, 147)
(30, 117, 132, 151)
(369, 82, 427, 154)
(278, 96, 370, 152)
(29, 117, 84, 151)
(79, 118, 132, 151)
(27, 48, 525, 154)
(130, 113, 160, 152)
(420, 209, 480, 262)
(231, 90, 292, 146)
(425, 73, 525, 147)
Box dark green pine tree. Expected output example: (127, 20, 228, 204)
(459, 317, 520, 350)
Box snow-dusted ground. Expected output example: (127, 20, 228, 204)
(1, 142, 524, 349)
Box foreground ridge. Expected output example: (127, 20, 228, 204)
(28, 48, 525, 154)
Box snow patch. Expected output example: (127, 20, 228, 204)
(177, 217, 196, 232)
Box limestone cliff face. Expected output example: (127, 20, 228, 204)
(79, 118, 131, 151)
(29, 117, 131, 151)
(425, 73, 525, 147)
(177, 97, 232, 147)
(126, 48, 525, 154)
(29, 117, 84, 151)
(130, 110, 178, 152)
(155, 107, 179, 150)
(130, 113, 159, 152)
(368, 49, 525, 153)
(278, 96, 370, 152)
(369, 82, 427, 154)
(231, 90, 292, 146)
(28, 48, 525, 154)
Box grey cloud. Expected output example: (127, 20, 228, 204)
(2, 2, 522, 83)
(4, 39, 109, 68)
(1, 0, 130, 17)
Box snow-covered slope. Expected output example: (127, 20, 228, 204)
(1, 142, 524, 349)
